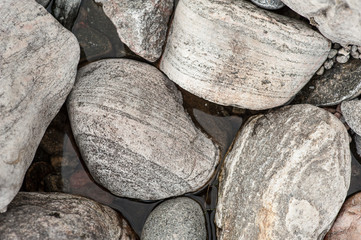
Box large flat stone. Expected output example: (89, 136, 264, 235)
(160, 0, 330, 110)
(0, 0, 79, 212)
(67, 59, 219, 200)
(216, 104, 351, 239)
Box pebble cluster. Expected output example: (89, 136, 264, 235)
(316, 43, 361, 75)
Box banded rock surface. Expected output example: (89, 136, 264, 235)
(341, 99, 361, 135)
(0, 192, 137, 240)
(215, 104, 351, 240)
(160, 0, 330, 110)
(0, 0, 79, 212)
(67, 59, 219, 200)
(94, 0, 173, 62)
(282, 0, 361, 46)
(141, 197, 206, 240)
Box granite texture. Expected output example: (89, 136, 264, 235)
(141, 197, 206, 240)
(0, 192, 137, 240)
(94, 0, 173, 62)
(0, 0, 79, 212)
(215, 104, 351, 240)
(160, 0, 330, 110)
(67, 59, 219, 200)
(341, 99, 361, 135)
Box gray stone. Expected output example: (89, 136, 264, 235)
(36, 0, 50, 7)
(141, 197, 206, 240)
(52, 0, 82, 30)
(324, 59, 334, 69)
(0, 0, 79, 212)
(328, 49, 338, 59)
(250, 0, 284, 10)
(341, 99, 361, 135)
(282, 0, 361, 46)
(215, 104, 351, 240)
(336, 55, 350, 64)
(356, 134, 361, 157)
(0, 192, 137, 240)
(316, 66, 325, 75)
(293, 59, 361, 106)
(160, 0, 330, 110)
(67, 59, 219, 200)
(94, 0, 173, 62)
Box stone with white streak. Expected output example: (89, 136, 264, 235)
(160, 0, 330, 110)
(67, 59, 219, 200)
(216, 104, 351, 240)
(282, 0, 361, 46)
(94, 0, 173, 62)
(341, 99, 361, 135)
(0, 0, 79, 212)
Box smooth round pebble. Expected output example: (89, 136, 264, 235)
(141, 197, 206, 240)
(337, 55, 350, 64)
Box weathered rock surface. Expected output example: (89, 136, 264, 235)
(0, 0, 79, 212)
(141, 197, 206, 240)
(293, 59, 361, 106)
(0, 192, 137, 239)
(341, 99, 361, 135)
(251, 0, 284, 10)
(282, 0, 361, 46)
(67, 59, 219, 200)
(94, 0, 173, 62)
(36, 0, 50, 7)
(324, 192, 361, 240)
(160, 0, 330, 110)
(356, 134, 361, 157)
(215, 104, 351, 240)
(53, 0, 82, 30)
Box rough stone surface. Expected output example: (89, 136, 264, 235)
(36, 0, 50, 7)
(53, 0, 82, 30)
(0, 192, 137, 240)
(67, 59, 219, 200)
(94, 0, 173, 62)
(356, 134, 361, 157)
(250, 0, 284, 10)
(141, 197, 206, 240)
(0, 0, 79, 213)
(293, 59, 361, 106)
(341, 99, 361, 135)
(324, 192, 361, 240)
(160, 0, 330, 110)
(282, 0, 361, 46)
(215, 104, 351, 240)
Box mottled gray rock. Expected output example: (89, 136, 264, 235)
(324, 192, 361, 240)
(94, 0, 173, 62)
(67, 59, 219, 200)
(356, 134, 361, 157)
(0, 0, 79, 212)
(216, 104, 351, 240)
(0, 192, 137, 240)
(294, 59, 361, 106)
(141, 197, 206, 240)
(160, 0, 330, 110)
(52, 0, 82, 30)
(36, 0, 50, 7)
(282, 0, 361, 46)
(341, 99, 361, 135)
(250, 0, 284, 10)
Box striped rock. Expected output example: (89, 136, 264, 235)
(160, 0, 330, 110)
(0, 0, 79, 212)
(282, 0, 361, 46)
(216, 104, 351, 240)
(67, 59, 219, 200)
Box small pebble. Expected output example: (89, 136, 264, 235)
(342, 45, 352, 52)
(250, 0, 285, 10)
(316, 66, 325, 75)
(358, 46, 361, 53)
(324, 59, 334, 69)
(338, 48, 350, 56)
(351, 45, 358, 53)
(327, 49, 338, 59)
(351, 51, 360, 59)
(336, 55, 350, 64)
(333, 43, 341, 49)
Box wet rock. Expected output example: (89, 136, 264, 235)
(0, 192, 137, 239)
(94, 0, 173, 62)
(293, 59, 361, 106)
(141, 197, 206, 240)
(36, 0, 50, 7)
(24, 162, 54, 192)
(250, 0, 285, 10)
(324, 192, 361, 240)
(67, 59, 219, 200)
(160, 0, 330, 110)
(0, 0, 79, 212)
(282, 0, 361, 46)
(52, 0, 82, 30)
(215, 104, 351, 240)
(341, 99, 361, 135)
